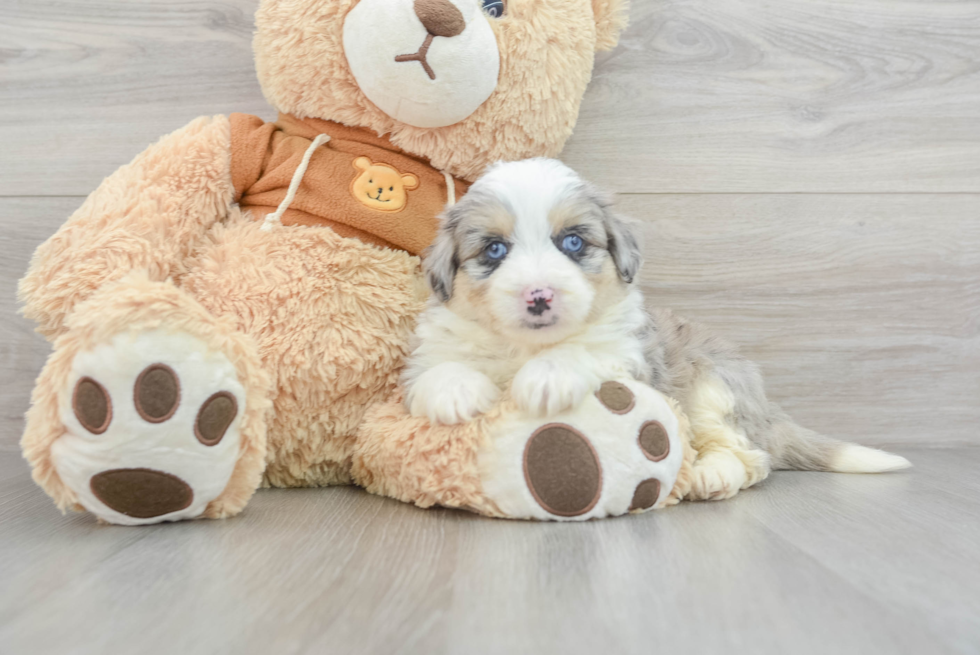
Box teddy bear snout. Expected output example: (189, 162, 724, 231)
(413, 0, 466, 38)
(344, 0, 501, 127)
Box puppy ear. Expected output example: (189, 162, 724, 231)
(593, 0, 630, 52)
(423, 210, 460, 302)
(595, 194, 642, 283)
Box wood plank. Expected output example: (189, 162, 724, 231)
(0, 0, 272, 197)
(2, 194, 978, 449)
(3, 448, 976, 654)
(2, 0, 979, 196)
(0, 197, 68, 451)
(738, 447, 980, 653)
(563, 0, 980, 192)
(622, 193, 980, 447)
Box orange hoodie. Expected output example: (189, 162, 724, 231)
(230, 113, 469, 255)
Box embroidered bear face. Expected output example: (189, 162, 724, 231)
(350, 156, 420, 212)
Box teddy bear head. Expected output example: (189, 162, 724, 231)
(254, 0, 629, 181)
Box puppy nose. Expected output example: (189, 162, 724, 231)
(523, 287, 554, 304)
(413, 0, 466, 38)
(523, 287, 554, 316)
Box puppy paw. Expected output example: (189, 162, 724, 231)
(407, 362, 501, 425)
(688, 450, 748, 501)
(511, 357, 599, 417)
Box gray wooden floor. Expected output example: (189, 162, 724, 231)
(2, 1, 980, 653)
(1, 447, 978, 655)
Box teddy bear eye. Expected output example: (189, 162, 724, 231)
(368, 179, 373, 184)
(481, 0, 506, 18)
(390, 186, 394, 191)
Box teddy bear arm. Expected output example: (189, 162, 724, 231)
(19, 115, 235, 339)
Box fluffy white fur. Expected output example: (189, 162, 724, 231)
(405, 158, 911, 501)
(403, 158, 645, 424)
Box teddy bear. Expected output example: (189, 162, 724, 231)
(18, 0, 693, 525)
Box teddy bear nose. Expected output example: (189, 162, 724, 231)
(413, 0, 466, 38)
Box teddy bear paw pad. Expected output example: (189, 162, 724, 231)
(523, 424, 602, 517)
(479, 379, 684, 521)
(53, 329, 245, 525)
(628, 478, 661, 511)
(89, 468, 193, 519)
(638, 421, 670, 462)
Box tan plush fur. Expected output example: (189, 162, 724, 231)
(592, 0, 631, 52)
(181, 214, 429, 488)
(255, 0, 628, 182)
(352, 391, 506, 516)
(19, 116, 235, 339)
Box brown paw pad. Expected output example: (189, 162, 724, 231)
(73, 377, 112, 435)
(595, 381, 635, 414)
(90, 468, 193, 518)
(629, 478, 661, 511)
(194, 392, 238, 446)
(134, 364, 180, 423)
(638, 420, 670, 462)
(523, 424, 602, 517)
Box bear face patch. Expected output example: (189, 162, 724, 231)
(350, 156, 419, 212)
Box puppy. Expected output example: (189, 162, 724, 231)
(404, 158, 910, 500)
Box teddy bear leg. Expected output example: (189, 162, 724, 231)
(22, 273, 272, 525)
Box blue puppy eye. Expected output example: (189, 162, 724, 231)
(485, 241, 508, 260)
(481, 0, 506, 18)
(562, 234, 584, 253)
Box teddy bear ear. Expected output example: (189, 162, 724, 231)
(353, 156, 372, 172)
(592, 0, 630, 52)
(401, 173, 419, 190)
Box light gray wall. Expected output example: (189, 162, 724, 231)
(2, 0, 978, 450)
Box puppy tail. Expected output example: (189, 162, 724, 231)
(829, 443, 912, 473)
(766, 415, 911, 473)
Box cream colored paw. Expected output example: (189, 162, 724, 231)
(688, 450, 748, 501)
(53, 329, 245, 525)
(511, 357, 599, 417)
(407, 362, 501, 425)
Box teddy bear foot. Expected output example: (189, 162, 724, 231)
(52, 329, 248, 525)
(479, 380, 684, 521)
